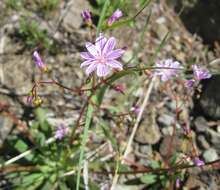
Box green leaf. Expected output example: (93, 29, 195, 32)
(39, 165, 53, 174)
(169, 152, 178, 166)
(20, 173, 44, 188)
(14, 139, 28, 152)
(35, 108, 47, 126)
(14, 139, 33, 161)
(140, 174, 157, 185)
(149, 160, 161, 169)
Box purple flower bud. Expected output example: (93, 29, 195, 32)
(176, 178, 180, 188)
(32, 51, 47, 71)
(192, 64, 211, 81)
(81, 9, 92, 24)
(185, 79, 195, 88)
(55, 124, 69, 140)
(193, 157, 205, 167)
(26, 94, 33, 105)
(114, 84, 125, 94)
(107, 9, 123, 26)
(131, 106, 141, 116)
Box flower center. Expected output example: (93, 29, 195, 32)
(98, 56, 106, 64)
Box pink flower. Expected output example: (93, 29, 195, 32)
(55, 124, 69, 140)
(193, 157, 205, 167)
(107, 9, 123, 26)
(81, 9, 92, 25)
(176, 178, 181, 188)
(192, 64, 211, 81)
(154, 59, 182, 81)
(80, 34, 125, 77)
(32, 51, 47, 71)
(184, 79, 195, 88)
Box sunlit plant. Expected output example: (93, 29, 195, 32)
(1, 0, 219, 190)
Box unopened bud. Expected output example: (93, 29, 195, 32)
(33, 96, 43, 107)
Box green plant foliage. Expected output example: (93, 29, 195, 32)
(18, 17, 52, 50)
(37, 0, 60, 15)
(6, 0, 23, 10)
(140, 174, 157, 185)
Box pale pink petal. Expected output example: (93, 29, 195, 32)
(80, 52, 94, 60)
(97, 64, 110, 77)
(80, 60, 93, 68)
(106, 60, 123, 70)
(107, 49, 125, 59)
(103, 37, 116, 55)
(85, 63, 97, 75)
(85, 42, 99, 56)
(95, 34, 107, 53)
(107, 9, 123, 25)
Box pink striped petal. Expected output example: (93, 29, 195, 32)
(103, 37, 116, 55)
(107, 49, 125, 59)
(80, 60, 93, 68)
(95, 34, 107, 53)
(97, 64, 110, 77)
(80, 52, 94, 60)
(106, 60, 123, 70)
(85, 63, 97, 75)
(85, 42, 99, 56)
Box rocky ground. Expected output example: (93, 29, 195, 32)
(1, 0, 220, 189)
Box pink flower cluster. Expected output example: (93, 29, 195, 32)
(154, 59, 182, 81)
(153, 59, 211, 87)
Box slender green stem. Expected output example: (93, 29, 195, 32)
(96, 0, 109, 36)
(76, 104, 94, 190)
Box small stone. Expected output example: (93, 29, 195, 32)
(62, 0, 90, 32)
(139, 145, 153, 155)
(114, 185, 145, 190)
(217, 125, 220, 133)
(199, 75, 220, 119)
(194, 117, 208, 132)
(197, 135, 210, 150)
(203, 148, 219, 162)
(158, 113, 175, 126)
(161, 126, 173, 136)
(185, 176, 207, 190)
(139, 158, 151, 166)
(0, 116, 13, 147)
(135, 119, 161, 145)
(205, 128, 220, 152)
(156, 17, 166, 24)
(155, 23, 169, 40)
(122, 50, 133, 63)
(160, 135, 195, 157)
